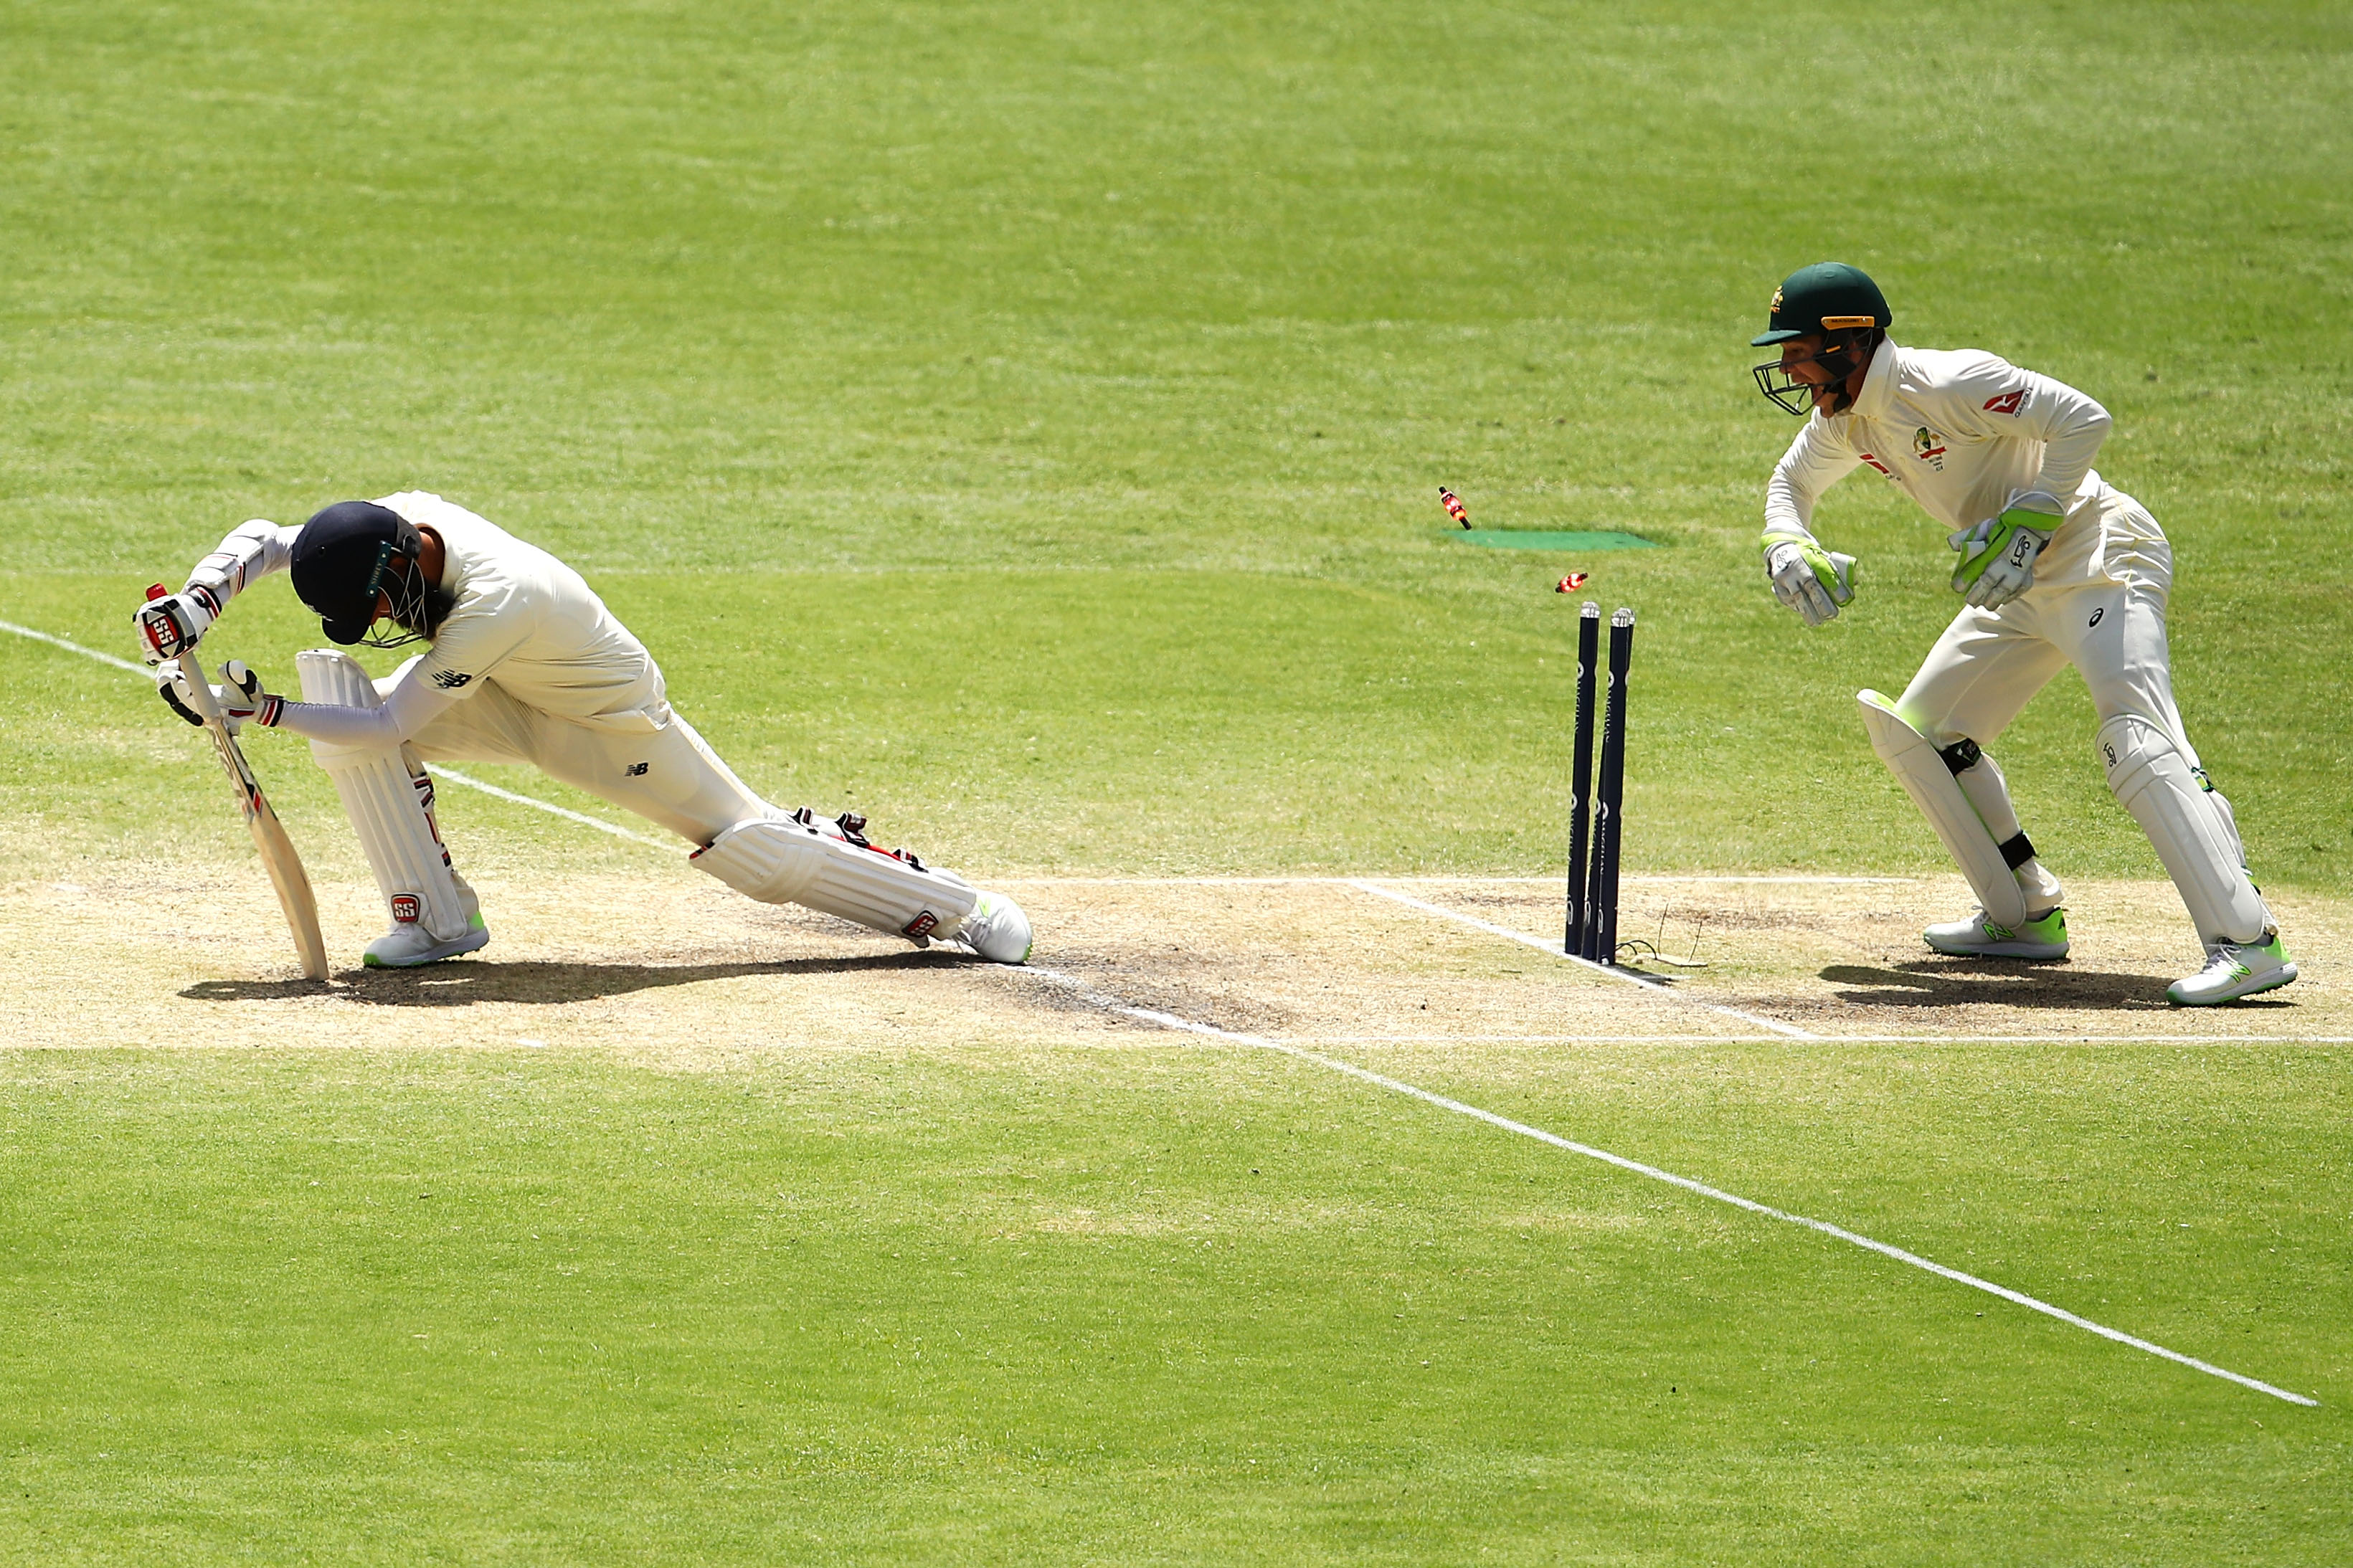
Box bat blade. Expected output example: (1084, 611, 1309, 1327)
(178, 656, 331, 981)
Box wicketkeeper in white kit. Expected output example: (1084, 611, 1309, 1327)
(1749, 262, 2293, 1006)
(136, 493, 1033, 969)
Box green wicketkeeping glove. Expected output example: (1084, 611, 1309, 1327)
(1760, 531, 1857, 627)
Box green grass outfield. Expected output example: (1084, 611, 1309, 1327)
(1, 0, 2349, 1560)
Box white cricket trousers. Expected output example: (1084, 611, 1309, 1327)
(392, 670, 770, 845)
(1890, 487, 2276, 949)
(1893, 488, 2198, 763)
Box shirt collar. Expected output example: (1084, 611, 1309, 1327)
(1843, 336, 1898, 420)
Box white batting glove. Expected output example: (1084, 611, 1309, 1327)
(219, 660, 284, 728)
(135, 585, 220, 665)
(1763, 537, 1857, 627)
(1949, 511, 2053, 611)
(156, 658, 282, 733)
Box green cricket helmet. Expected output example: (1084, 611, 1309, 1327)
(1750, 263, 1892, 416)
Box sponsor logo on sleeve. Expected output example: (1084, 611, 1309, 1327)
(430, 668, 473, 690)
(1983, 389, 2027, 416)
(625, 761, 648, 776)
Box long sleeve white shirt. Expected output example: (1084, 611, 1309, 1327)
(184, 493, 668, 749)
(1763, 339, 2113, 545)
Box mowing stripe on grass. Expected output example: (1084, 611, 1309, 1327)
(1348, 879, 1821, 1040)
(1018, 964, 2318, 1409)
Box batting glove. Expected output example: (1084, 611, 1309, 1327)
(1762, 533, 1857, 627)
(1949, 510, 2054, 610)
(135, 585, 220, 665)
(157, 659, 282, 734)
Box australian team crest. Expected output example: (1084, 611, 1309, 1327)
(1913, 426, 1947, 471)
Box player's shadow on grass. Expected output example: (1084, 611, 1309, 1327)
(1817, 960, 2292, 1011)
(182, 950, 980, 1007)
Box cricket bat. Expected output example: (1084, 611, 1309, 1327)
(174, 651, 331, 981)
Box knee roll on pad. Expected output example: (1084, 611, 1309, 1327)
(1858, 690, 2029, 929)
(693, 815, 980, 943)
(2096, 713, 2269, 946)
(297, 649, 477, 941)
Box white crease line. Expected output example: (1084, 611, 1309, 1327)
(1016, 965, 2316, 1408)
(423, 766, 671, 847)
(1010, 874, 1916, 886)
(0, 618, 148, 674)
(2, 614, 678, 850)
(1348, 880, 1822, 1041)
(1291, 1034, 2353, 1045)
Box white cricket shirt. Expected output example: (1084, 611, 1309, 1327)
(1764, 339, 2115, 545)
(381, 491, 666, 733)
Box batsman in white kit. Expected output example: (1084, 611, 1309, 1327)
(1749, 263, 2293, 1006)
(136, 493, 1033, 968)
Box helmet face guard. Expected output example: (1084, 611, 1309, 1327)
(1752, 328, 1876, 417)
(352, 533, 453, 648)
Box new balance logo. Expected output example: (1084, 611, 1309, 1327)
(430, 669, 473, 690)
(625, 762, 648, 776)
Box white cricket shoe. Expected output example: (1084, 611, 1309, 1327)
(1923, 906, 2070, 961)
(952, 891, 1033, 964)
(364, 912, 491, 969)
(2168, 932, 2298, 1007)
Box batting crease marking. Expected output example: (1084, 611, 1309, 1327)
(1347, 879, 1820, 1040)
(1016, 965, 2315, 1408)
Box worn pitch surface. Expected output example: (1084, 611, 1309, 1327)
(16, 873, 2343, 1051)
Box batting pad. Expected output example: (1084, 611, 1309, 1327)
(297, 649, 475, 942)
(1858, 690, 2029, 931)
(2097, 712, 2270, 947)
(693, 815, 979, 943)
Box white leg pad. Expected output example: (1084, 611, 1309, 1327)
(2096, 713, 2270, 946)
(297, 649, 477, 942)
(1859, 690, 2028, 929)
(693, 814, 980, 943)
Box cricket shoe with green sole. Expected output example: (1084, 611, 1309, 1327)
(2167, 932, 2298, 1006)
(1923, 906, 2070, 961)
(364, 911, 491, 968)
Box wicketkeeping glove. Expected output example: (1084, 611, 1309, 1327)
(1949, 508, 2055, 610)
(135, 584, 220, 665)
(1761, 531, 1857, 627)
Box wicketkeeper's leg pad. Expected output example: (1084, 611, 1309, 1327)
(1859, 690, 2031, 930)
(692, 811, 980, 944)
(2096, 712, 2271, 946)
(297, 649, 478, 943)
